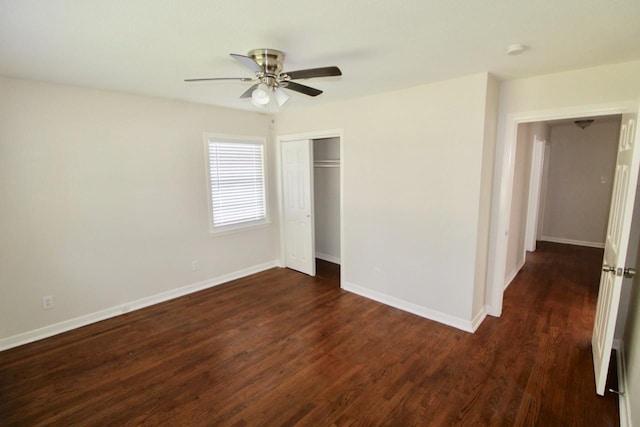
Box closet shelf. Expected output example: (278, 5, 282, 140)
(314, 159, 341, 168)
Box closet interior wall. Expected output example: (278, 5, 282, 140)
(313, 137, 341, 264)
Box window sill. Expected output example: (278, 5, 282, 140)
(209, 220, 272, 237)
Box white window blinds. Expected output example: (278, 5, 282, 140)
(207, 139, 267, 229)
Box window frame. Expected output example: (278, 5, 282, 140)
(203, 133, 270, 235)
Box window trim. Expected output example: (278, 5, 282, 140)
(203, 133, 270, 235)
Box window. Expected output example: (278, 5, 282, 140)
(205, 135, 268, 233)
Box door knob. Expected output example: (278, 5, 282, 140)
(602, 265, 616, 273)
(624, 267, 636, 278)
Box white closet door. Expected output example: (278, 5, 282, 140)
(282, 139, 315, 276)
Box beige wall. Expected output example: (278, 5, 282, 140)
(615, 181, 640, 427)
(473, 74, 500, 316)
(540, 118, 620, 246)
(497, 61, 640, 117)
(277, 73, 497, 327)
(0, 76, 279, 343)
(504, 123, 534, 282)
(313, 137, 341, 262)
(504, 121, 550, 287)
(530, 122, 550, 242)
(624, 253, 640, 426)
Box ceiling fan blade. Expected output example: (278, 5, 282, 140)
(283, 81, 323, 97)
(285, 66, 342, 80)
(240, 84, 259, 99)
(184, 77, 253, 82)
(230, 53, 263, 74)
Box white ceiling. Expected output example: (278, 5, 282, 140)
(1, 0, 639, 112)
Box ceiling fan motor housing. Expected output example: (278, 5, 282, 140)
(248, 49, 285, 77)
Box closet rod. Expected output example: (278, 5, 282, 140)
(314, 164, 340, 168)
(314, 160, 340, 166)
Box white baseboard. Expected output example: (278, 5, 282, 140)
(0, 260, 280, 352)
(341, 281, 483, 333)
(504, 258, 526, 290)
(316, 252, 341, 265)
(539, 236, 605, 249)
(471, 307, 487, 332)
(613, 339, 632, 427)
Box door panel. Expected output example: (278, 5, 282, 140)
(592, 111, 639, 395)
(282, 139, 315, 276)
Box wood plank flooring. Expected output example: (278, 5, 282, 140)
(0, 242, 619, 426)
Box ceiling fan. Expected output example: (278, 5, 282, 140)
(185, 49, 342, 107)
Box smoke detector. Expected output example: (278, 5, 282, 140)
(506, 44, 527, 55)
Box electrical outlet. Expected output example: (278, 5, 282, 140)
(42, 295, 54, 310)
(192, 260, 199, 271)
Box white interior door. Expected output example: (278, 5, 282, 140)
(592, 109, 639, 395)
(282, 139, 316, 276)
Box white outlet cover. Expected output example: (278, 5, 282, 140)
(42, 296, 54, 310)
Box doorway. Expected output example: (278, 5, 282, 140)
(488, 101, 637, 317)
(504, 115, 622, 290)
(278, 130, 344, 284)
(490, 101, 640, 397)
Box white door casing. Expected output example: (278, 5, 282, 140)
(592, 111, 639, 396)
(281, 139, 316, 276)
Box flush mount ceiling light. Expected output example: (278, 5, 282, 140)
(506, 43, 527, 55)
(185, 48, 342, 109)
(575, 119, 594, 129)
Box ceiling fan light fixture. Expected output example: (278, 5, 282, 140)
(185, 48, 342, 107)
(274, 87, 291, 107)
(251, 83, 271, 106)
(575, 119, 594, 129)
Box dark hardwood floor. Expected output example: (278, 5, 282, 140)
(0, 243, 619, 426)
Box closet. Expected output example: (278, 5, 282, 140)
(313, 137, 341, 265)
